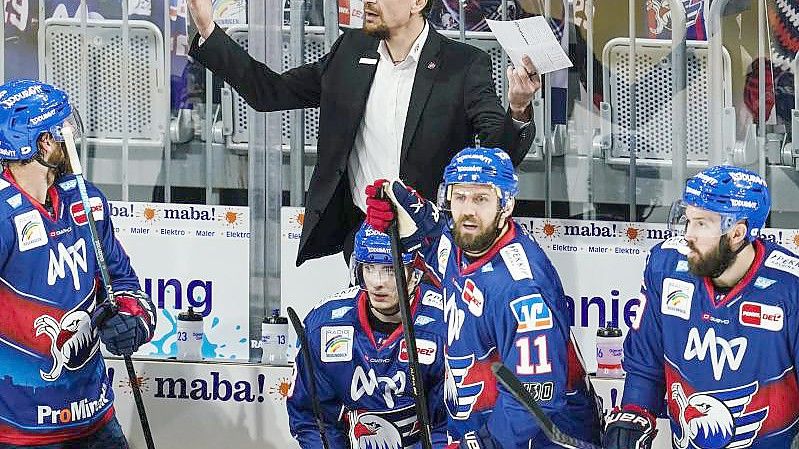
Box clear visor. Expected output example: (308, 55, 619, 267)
(437, 183, 502, 212)
(49, 109, 84, 142)
(350, 260, 422, 297)
(668, 201, 740, 238)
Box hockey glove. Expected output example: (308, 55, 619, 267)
(96, 290, 157, 356)
(602, 405, 658, 449)
(365, 179, 394, 232)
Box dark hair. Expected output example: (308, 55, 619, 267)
(420, 0, 433, 18)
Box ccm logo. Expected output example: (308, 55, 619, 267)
(399, 339, 437, 365)
(739, 302, 783, 331)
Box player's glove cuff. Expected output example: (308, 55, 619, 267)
(602, 404, 658, 449)
(384, 180, 441, 252)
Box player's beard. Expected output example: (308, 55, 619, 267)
(452, 213, 502, 254)
(363, 8, 390, 40)
(687, 235, 739, 278)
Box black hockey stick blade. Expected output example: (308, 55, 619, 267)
(286, 307, 331, 449)
(492, 363, 601, 449)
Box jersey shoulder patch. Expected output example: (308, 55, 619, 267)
(500, 242, 533, 281)
(660, 236, 690, 255)
(764, 250, 799, 279)
(436, 234, 452, 276)
(313, 286, 360, 310)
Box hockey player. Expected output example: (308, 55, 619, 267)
(603, 165, 799, 449)
(0, 80, 156, 448)
(364, 147, 600, 449)
(286, 222, 448, 449)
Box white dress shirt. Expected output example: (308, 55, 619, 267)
(348, 24, 430, 212)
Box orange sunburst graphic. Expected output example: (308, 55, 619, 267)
(791, 232, 799, 250)
(218, 209, 244, 227)
(534, 220, 560, 239)
(268, 377, 293, 401)
(623, 224, 645, 244)
(117, 374, 151, 394)
(288, 212, 305, 230)
(140, 205, 159, 223)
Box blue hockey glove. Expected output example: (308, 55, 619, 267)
(603, 405, 658, 449)
(95, 290, 156, 356)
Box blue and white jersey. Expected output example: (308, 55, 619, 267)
(287, 283, 448, 449)
(423, 220, 598, 449)
(623, 237, 799, 448)
(0, 169, 140, 445)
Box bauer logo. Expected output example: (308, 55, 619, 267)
(321, 326, 353, 362)
(739, 302, 783, 331)
(661, 278, 693, 320)
(510, 294, 553, 332)
(70, 198, 104, 226)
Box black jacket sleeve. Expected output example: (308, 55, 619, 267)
(188, 23, 344, 112)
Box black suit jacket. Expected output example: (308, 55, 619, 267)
(190, 24, 533, 266)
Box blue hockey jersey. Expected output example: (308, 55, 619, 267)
(287, 284, 449, 449)
(422, 220, 598, 449)
(623, 236, 799, 448)
(0, 169, 140, 445)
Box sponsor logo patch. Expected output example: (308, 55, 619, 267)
(414, 315, 436, 326)
(6, 193, 22, 209)
(398, 338, 436, 365)
(662, 278, 694, 320)
(500, 243, 533, 281)
(70, 198, 104, 226)
(461, 279, 484, 317)
(330, 306, 352, 320)
(421, 290, 443, 310)
(739, 301, 783, 331)
(509, 294, 553, 332)
(764, 251, 799, 278)
(320, 326, 353, 362)
(753, 277, 777, 289)
(14, 210, 47, 252)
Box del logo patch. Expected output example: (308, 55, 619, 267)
(739, 301, 783, 331)
(398, 339, 437, 365)
(320, 326, 354, 362)
(70, 198, 104, 226)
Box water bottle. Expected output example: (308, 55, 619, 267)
(176, 307, 204, 361)
(261, 309, 289, 365)
(596, 324, 625, 378)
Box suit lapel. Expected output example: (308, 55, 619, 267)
(350, 36, 380, 130)
(400, 28, 443, 165)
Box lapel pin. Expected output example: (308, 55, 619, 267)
(427, 61, 436, 70)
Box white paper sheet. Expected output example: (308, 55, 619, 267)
(486, 16, 573, 75)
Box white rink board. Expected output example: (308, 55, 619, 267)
(110, 201, 250, 360)
(281, 207, 799, 371)
(108, 358, 299, 449)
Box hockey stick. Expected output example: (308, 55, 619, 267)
(63, 128, 156, 449)
(492, 363, 601, 449)
(384, 190, 434, 449)
(286, 307, 331, 449)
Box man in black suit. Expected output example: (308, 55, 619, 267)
(188, 0, 540, 266)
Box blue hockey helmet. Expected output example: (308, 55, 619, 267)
(669, 165, 770, 241)
(437, 147, 519, 210)
(351, 223, 420, 292)
(0, 80, 82, 162)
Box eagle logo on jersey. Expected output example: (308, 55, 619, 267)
(671, 381, 768, 449)
(346, 405, 418, 449)
(34, 302, 99, 381)
(445, 354, 483, 420)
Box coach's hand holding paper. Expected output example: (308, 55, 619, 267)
(486, 16, 573, 75)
